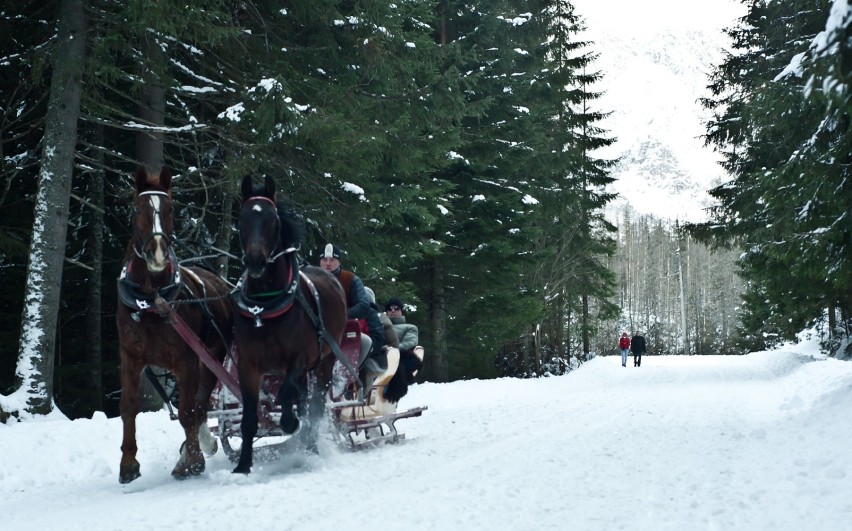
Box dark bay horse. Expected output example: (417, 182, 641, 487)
(232, 175, 347, 474)
(116, 166, 233, 483)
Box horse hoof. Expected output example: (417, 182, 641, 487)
(119, 462, 141, 484)
(281, 416, 299, 435)
(232, 465, 251, 475)
(171, 460, 205, 479)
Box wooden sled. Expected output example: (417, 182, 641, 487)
(329, 323, 427, 450)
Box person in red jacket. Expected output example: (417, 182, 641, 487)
(618, 331, 630, 367)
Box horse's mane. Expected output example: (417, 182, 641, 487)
(276, 199, 306, 251)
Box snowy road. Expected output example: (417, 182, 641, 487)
(1, 339, 850, 530)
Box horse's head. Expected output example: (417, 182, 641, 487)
(131, 166, 175, 273)
(239, 175, 281, 279)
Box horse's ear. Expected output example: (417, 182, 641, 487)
(134, 166, 148, 195)
(159, 167, 172, 191)
(263, 175, 276, 200)
(240, 175, 255, 201)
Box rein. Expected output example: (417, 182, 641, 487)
(295, 270, 361, 390)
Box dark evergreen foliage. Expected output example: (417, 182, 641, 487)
(692, 0, 850, 354)
(2, 0, 622, 418)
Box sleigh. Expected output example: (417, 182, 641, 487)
(156, 298, 426, 458)
(327, 320, 427, 450)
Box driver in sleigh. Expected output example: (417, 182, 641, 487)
(317, 243, 387, 381)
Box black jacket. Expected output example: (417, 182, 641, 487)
(630, 335, 646, 354)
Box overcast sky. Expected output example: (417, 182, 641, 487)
(573, 0, 746, 35)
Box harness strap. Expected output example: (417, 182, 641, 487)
(144, 366, 178, 420)
(117, 248, 182, 319)
(232, 252, 299, 325)
(180, 266, 230, 353)
(295, 271, 362, 391)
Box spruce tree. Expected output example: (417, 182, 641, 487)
(530, 0, 618, 367)
(695, 0, 851, 352)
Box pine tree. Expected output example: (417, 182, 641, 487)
(411, 3, 555, 379)
(520, 0, 618, 370)
(694, 0, 850, 352)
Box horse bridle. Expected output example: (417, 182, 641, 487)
(241, 195, 297, 266)
(132, 190, 172, 260)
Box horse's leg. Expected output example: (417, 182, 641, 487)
(194, 363, 219, 456)
(278, 371, 302, 435)
(171, 365, 205, 479)
(233, 364, 260, 474)
(119, 351, 143, 484)
(303, 356, 335, 453)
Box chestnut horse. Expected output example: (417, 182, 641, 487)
(116, 167, 233, 483)
(231, 175, 347, 474)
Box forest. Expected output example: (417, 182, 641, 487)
(0, 0, 848, 421)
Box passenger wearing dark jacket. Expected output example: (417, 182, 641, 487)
(318, 243, 385, 374)
(630, 331, 646, 367)
(383, 297, 422, 403)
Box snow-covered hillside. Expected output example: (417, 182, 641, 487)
(2, 335, 851, 530)
(573, 0, 747, 221)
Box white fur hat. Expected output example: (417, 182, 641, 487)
(364, 286, 376, 305)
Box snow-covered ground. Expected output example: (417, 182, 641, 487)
(2, 336, 851, 530)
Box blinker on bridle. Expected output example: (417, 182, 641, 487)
(132, 190, 172, 260)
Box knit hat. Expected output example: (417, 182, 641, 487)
(318, 243, 341, 259)
(385, 297, 404, 313)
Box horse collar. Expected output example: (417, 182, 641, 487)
(233, 252, 300, 327)
(117, 247, 182, 319)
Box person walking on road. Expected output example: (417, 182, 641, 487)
(631, 331, 646, 367)
(618, 332, 630, 367)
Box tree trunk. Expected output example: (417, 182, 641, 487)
(84, 157, 104, 412)
(1, 0, 87, 420)
(533, 324, 542, 376)
(135, 34, 165, 172)
(214, 179, 235, 278)
(565, 301, 572, 366)
(429, 258, 448, 382)
(135, 36, 166, 411)
(582, 293, 590, 360)
(676, 230, 688, 356)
